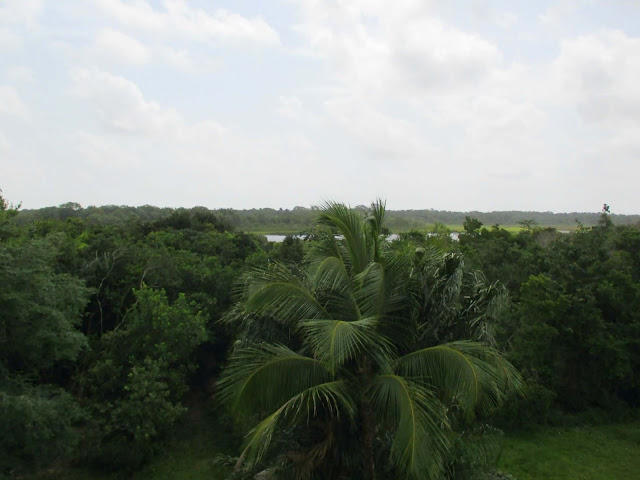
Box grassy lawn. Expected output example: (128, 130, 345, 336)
(499, 421, 640, 480)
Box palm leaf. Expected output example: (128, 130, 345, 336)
(243, 263, 329, 323)
(395, 341, 520, 418)
(299, 317, 394, 374)
(355, 257, 410, 319)
(369, 374, 450, 479)
(312, 255, 360, 320)
(238, 380, 356, 469)
(218, 344, 331, 415)
(364, 198, 386, 262)
(318, 201, 370, 274)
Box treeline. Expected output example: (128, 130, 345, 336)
(404, 216, 640, 422)
(16, 202, 640, 233)
(2, 194, 640, 479)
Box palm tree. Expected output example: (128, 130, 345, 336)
(220, 201, 521, 480)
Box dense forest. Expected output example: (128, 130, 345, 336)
(2, 193, 639, 479)
(16, 203, 640, 234)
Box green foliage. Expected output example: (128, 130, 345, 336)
(0, 383, 84, 475)
(269, 234, 305, 264)
(444, 425, 508, 480)
(220, 201, 521, 479)
(17, 202, 640, 235)
(464, 216, 483, 235)
(459, 218, 640, 416)
(0, 237, 89, 375)
(82, 288, 208, 469)
(509, 225, 640, 411)
(492, 379, 557, 430)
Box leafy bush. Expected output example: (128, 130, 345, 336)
(82, 287, 207, 469)
(491, 379, 557, 430)
(0, 383, 83, 475)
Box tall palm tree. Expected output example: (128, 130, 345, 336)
(220, 201, 521, 480)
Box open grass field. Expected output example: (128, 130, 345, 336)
(499, 421, 640, 480)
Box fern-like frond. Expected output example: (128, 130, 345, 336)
(355, 256, 410, 320)
(369, 374, 449, 479)
(218, 344, 331, 415)
(244, 263, 329, 323)
(395, 341, 521, 418)
(299, 317, 394, 373)
(364, 198, 386, 262)
(238, 380, 356, 469)
(318, 201, 370, 274)
(311, 255, 360, 320)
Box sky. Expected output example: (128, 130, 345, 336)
(0, 0, 639, 213)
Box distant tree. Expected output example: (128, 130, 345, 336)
(517, 219, 537, 230)
(463, 216, 483, 235)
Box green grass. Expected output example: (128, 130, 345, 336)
(499, 421, 640, 480)
(247, 224, 583, 236)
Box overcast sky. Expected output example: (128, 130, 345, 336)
(1, 1, 638, 213)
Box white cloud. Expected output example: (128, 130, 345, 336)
(554, 29, 640, 126)
(495, 12, 518, 29)
(290, 2, 512, 169)
(157, 46, 193, 70)
(324, 97, 434, 161)
(0, 85, 28, 118)
(6, 66, 36, 84)
(0, 28, 21, 50)
(539, 0, 590, 24)
(71, 131, 141, 168)
(294, 3, 502, 96)
(94, 0, 280, 47)
(94, 28, 150, 65)
(155, 46, 222, 72)
(0, 131, 9, 151)
(69, 68, 182, 135)
(389, 17, 502, 91)
(0, 0, 43, 26)
(277, 96, 303, 118)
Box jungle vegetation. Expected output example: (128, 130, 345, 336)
(2, 192, 639, 479)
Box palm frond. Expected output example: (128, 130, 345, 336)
(218, 344, 331, 415)
(318, 201, 370, 274)
(243, 263, 329, 323)
(355, 256, 410, 320)
(306, 225, 346, 269)
(311, 255, 360, 320)
(395, 341, 521, 418)
(364, 199, 386, 262)
(238, 380, 356, 469)
(313, 256, 351, 293)
(299, 317, 394, 373)
(369, 374, 450, 479)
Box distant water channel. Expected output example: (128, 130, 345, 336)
(265, 233, 460, 242)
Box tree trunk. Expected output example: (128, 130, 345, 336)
(361, 397, 377, 480)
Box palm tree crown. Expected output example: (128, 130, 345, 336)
(220, 201, 521, 480)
